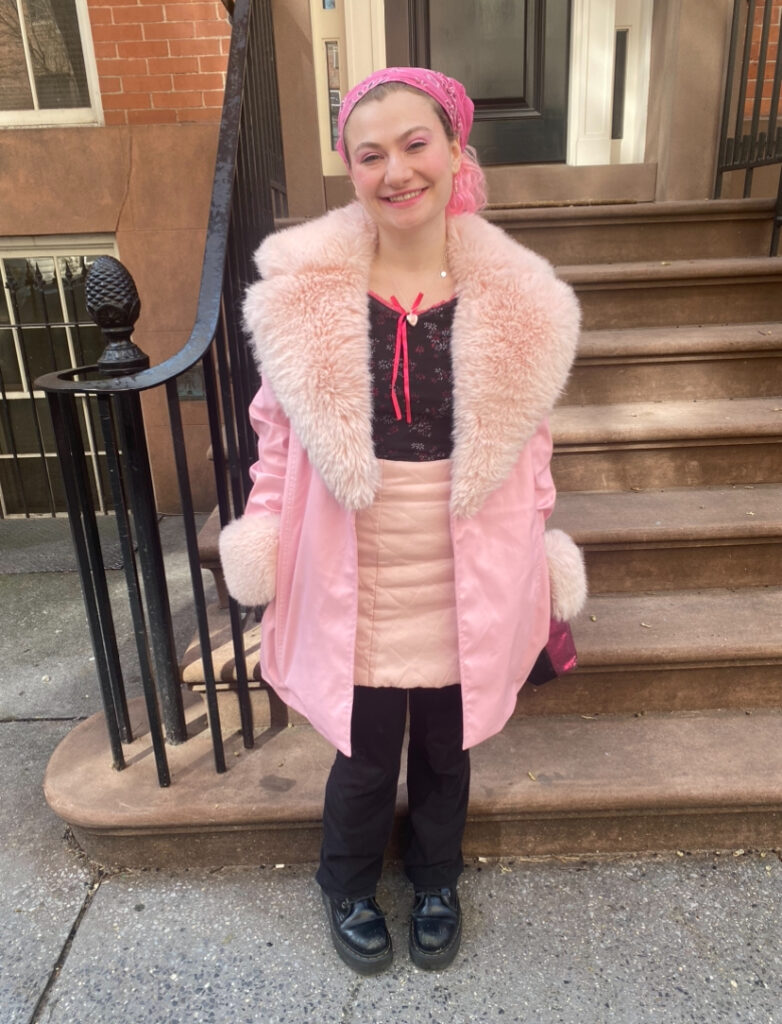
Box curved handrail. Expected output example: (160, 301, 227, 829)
(36, 0, 252, 397)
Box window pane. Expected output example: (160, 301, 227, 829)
(0, 275, 10, 326)
(17, 324, 72, 381)
(22, 0, 90, 109)
(0, 1, 34, 110)
(70, 322, 104, 366)
(58, 254, 95, 322)
(0, 455, 64, 514)
(2, 396, 55, 454)
(0, 328, 22, 393)
(5, 258, 62, 325)
(429, 0, 528, 102)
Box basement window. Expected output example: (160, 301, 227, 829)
(0, 0, 102, 127)
(0, 236, 115, 516)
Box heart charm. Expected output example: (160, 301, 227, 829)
(406, 313, 418, 326)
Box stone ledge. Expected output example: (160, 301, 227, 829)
(44, 696, 782, 868)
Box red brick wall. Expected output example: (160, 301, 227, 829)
(745, 0, 781, 120)
(86, 0, 231, 126)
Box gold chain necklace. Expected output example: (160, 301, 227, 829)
(382, 243, 449, 326)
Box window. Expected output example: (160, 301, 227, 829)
(0, 237, 115, 516)
(0, 0, 101, 126)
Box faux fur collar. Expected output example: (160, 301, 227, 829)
(242, 203, 580, 517)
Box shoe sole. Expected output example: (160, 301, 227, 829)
(409, 917, 462, 971)
(322, 893, 393, 976)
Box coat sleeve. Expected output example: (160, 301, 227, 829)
(531, 419, 588, 622)
(218, 380, 288, 606)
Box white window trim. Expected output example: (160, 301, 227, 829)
(611, 0, 652, 165)
(568, 0, 652, 166)
(1, 0, 104, 129)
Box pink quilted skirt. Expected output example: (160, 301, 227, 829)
(353, 458, 460, 689)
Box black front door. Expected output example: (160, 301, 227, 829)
(385, 0, 571, 165)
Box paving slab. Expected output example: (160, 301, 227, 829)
(37, 854, 782, 1024)
(0, 516, 211, 721)
(0, 721, 92, 1024)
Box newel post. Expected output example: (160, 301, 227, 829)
(84, 256, 188, 746)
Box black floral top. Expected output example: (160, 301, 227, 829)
(368, 293, 456, 461)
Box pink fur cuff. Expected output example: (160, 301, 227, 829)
(544, 528, 587, 622)
(218, 514, 280, 607)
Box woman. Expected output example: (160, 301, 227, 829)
(219, 68, 585, 975)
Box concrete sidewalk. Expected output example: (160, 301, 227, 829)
(3, 518, 782, 1024)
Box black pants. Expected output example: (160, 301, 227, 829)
(316, 684, 470, 901)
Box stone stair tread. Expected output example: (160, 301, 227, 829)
(578, 322, 782, 359)
(197, 505, 221, 564)
(559, 255, 782, 286)
(181, 601, 261, 685)
(552, 397, 782, 444)
(44, 698, 782, 858)
(549, 484, 782, 544)
(486, 196, 776, 227)
(572, 587, 782, 666)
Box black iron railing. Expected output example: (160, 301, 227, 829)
(35, 0, 286, 786)
(715, 0, 782, 254)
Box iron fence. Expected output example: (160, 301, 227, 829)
(715, 0, 782, 254)
(35, 0, 286, 786)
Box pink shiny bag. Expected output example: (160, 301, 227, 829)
(526, 618, 578, 686)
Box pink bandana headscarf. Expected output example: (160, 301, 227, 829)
(336, 67, 474, 164)
(336, 67, 485, 218)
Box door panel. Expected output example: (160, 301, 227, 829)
(386, 0, 571, 165)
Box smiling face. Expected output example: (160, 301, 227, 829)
(343, 87, 462, 239)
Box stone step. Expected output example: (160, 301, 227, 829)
(519, 587, 782, 717)
(551, 397, 782, 491)
(559, 257, 782, 330)
(43, 696, 782, 866)
(197, 506, 227, 608)
(486, 198, 777, 265)
(564, 323, 782, 405)
(179, 587, 782, 723)
(549, 484, 782, 592)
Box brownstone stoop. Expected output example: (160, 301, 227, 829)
(44, 198, 782, 867)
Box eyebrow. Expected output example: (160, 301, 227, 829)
(353, 125, 432, 154)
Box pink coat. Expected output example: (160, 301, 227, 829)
(219, 204, 585, 756)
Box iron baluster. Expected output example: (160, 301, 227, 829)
(203, 346, 255, 748)
(97, 393, 176, 785)
(35, 0, 287, 783)
(165, 375, 227, 773)
(46, 390, 129, 767)
(113, 389, 188, 745)
(715, 0, 782, 254)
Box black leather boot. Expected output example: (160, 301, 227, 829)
(409, 887, 462, 969)
(322, 893, 393, 974)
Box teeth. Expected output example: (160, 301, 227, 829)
(387, 190, 422, 203)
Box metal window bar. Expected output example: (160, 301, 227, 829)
(35, 0, 287, 785)
(715, 0, 782, 254)
(5, 272, 59, 516)
(0, 363, 29, 519)
(61, 260, 110, 515)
